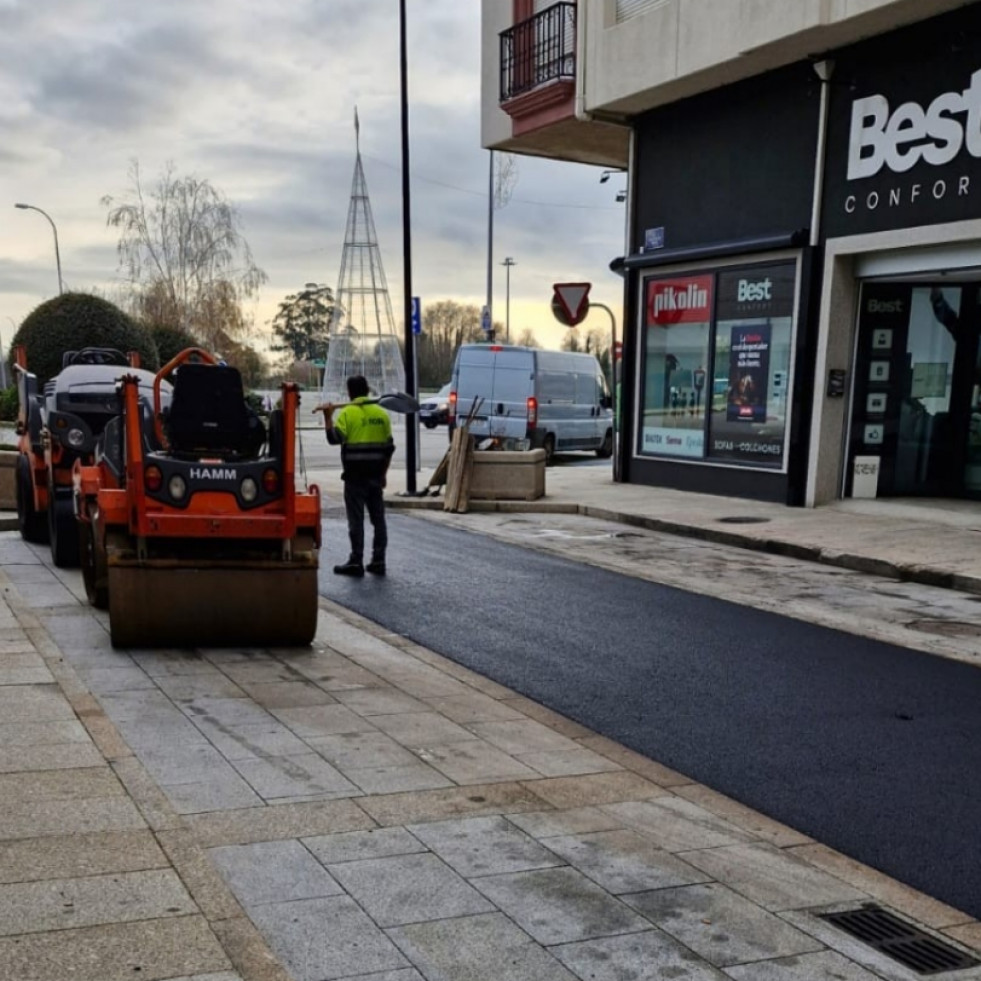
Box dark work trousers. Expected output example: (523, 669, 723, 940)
(343, 478, 387, 563)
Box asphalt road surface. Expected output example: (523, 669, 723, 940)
(320, 510, 981, 920)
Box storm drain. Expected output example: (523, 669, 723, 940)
(818, 906, 979, 975)
(716, 515, 771, 524)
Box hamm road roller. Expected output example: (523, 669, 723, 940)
(74, 348, 321, 648)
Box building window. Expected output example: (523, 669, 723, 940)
(639, 260, 797, 470)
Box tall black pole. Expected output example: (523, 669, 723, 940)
(399, 0, 418, 494)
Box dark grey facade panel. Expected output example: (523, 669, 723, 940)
(823, 4, 981, 239)
(633, 64, 820, 254)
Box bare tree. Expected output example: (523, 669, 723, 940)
(416, 300, 485, 387)
(514, 328, 540, 348)
(103, 161, 266, 351)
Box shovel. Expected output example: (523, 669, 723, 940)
(312, 392, 420, 415)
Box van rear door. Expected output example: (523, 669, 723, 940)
(488, 348, 534, 440)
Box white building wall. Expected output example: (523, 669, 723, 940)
(481, 1, 517, 149)
(582, 0, 975, 115)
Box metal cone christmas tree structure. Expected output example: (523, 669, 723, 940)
(321, 112, 405, 403)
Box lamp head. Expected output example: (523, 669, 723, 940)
(14, 203, 28, 209)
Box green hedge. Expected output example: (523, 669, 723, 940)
(10, 293, 160, 385)
(0, 386, 17, 423)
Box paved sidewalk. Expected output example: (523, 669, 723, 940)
(2, 512, 981, 980)
(305, 461, 981, 596)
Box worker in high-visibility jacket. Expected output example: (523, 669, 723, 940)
(314, 375, 395, 577)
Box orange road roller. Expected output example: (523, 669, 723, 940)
(73, 348, 321, 648)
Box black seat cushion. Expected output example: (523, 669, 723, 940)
(165, 364, 262, 457)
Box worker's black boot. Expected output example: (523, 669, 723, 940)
(333, 558, 365, 577)
(366, 558, 386, 576)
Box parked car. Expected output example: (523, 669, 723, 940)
(419, 382, 452, 428)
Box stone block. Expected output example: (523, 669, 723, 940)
(469, 450, 545, 501)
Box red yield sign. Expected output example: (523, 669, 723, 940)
(551, 282, 592, 327)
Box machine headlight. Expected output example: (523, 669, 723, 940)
(240, 477, 258, 502)
(67, 428, 85, 449)
(168, 475, 187, 501)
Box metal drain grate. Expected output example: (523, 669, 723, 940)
(819, 906, 979, 975)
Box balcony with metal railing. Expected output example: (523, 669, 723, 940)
(499, 2, 576, 105)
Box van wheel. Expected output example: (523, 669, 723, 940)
(596, 429, 613, 459)
(543, 434, 556, 466)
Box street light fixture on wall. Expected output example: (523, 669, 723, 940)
(15, 203, 63, 295)
(501, 256, 516, 344)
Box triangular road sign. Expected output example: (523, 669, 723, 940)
(552, 282, 592, 326)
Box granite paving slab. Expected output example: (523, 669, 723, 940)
(421, 691, 526, 724)
(0, 796, 146, 840)
(0, 868, 196, 936)
(305, 731, 419, 771)
(356, 781, 546, 826)
(603, 797, 757, 852)
(415, 740, 540, 784)
(372, 712, 488, 748)
(191, 720, 312, 762)
(325, 852, 495, 927)
(0, 684, 76, 722)
(247, 896, 408, 981)
(526, 772, 669, 809)
(0, 830, 167, 884)
(0, 740, 106, 772)
(0, 766, 123, 802)
(623, 882, 825, 967)
(388, 913, 577, 981)
(302, 828, 426, 866)
(343, 762, 454, 795)
(161, 773, 265, 815)
(473, 866, 650, 946)
(552, 930, 729, 981)
(209, 839, 342, 906)
(516, 747, 624, 777)
(0, 914, 230, 981)
(187, 799, 373, 848)
(506, 806, 626, 839)
(406, 815, 562, 877)
(545, 829, 714, 894)
(270, 703, 378, 736)
(467, 719, 582, 756)
(722, 949, 886, 980)
(231, 753, 359, 800)
(682, 842, 866, 911)
(237, 681, 336, 709)
(333, 688, 432, 717)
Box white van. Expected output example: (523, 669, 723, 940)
(449, 344, 614, 462)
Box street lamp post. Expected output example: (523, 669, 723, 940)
(501, 256, 516, 344)
(15, 203, 63, 295)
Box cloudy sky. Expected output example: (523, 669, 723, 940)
(0, 0, 626, 362)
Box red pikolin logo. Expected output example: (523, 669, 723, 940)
(647, 275, 714, 326)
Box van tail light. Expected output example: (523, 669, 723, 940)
(526, 396, 538, 429)
(449, 391, 457, 418)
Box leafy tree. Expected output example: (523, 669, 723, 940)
(149, 322, 201, 365)
(270, 284, 335, 362)
(415, 300, 485, 387)
(11, 292, 159, 385)
(103, 160, 266, 351)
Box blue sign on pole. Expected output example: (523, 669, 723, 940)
(411, 296, 422, 335)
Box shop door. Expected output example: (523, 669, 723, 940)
(850, 281, 981, 499)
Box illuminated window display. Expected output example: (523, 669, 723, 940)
(639, 261, 797, 470)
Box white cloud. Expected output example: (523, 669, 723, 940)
(0, 0, 625, 354)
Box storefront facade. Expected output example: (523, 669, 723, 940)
(620, 4, 981, 506)
(618, 65, 821, 504)
(809, 4, 981, 505)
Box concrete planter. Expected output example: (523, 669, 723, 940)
(0, 450, 17, 511)
(469, 449, 546, 501)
